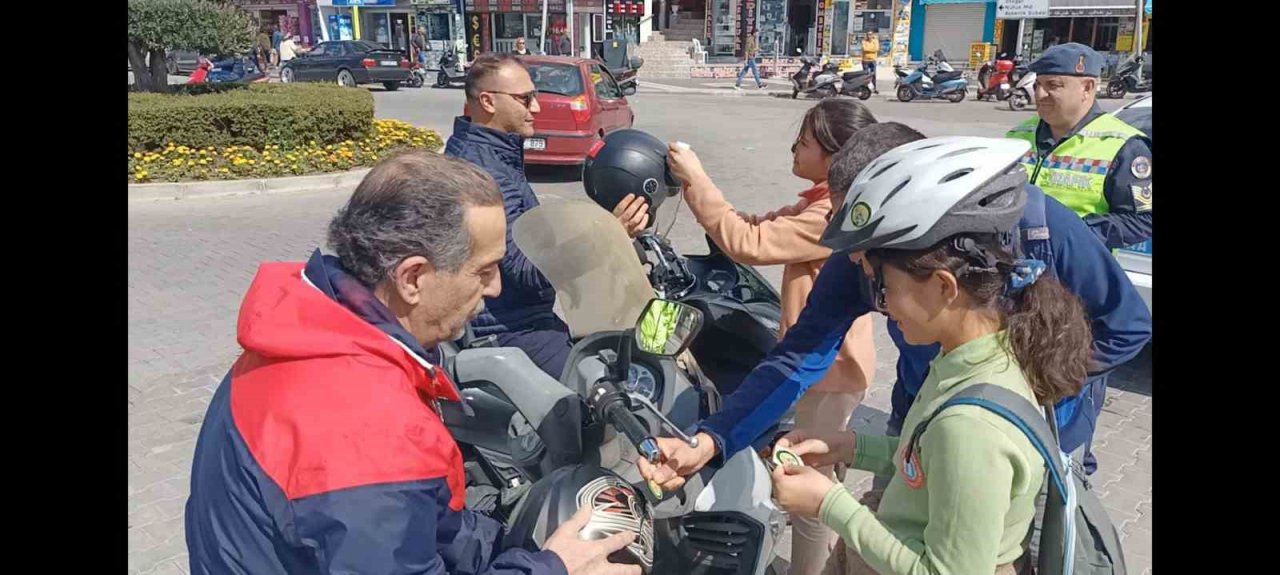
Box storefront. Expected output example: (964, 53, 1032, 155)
(907, 0, 994, 64)
(413, 0, 466, 67)
(316, 0, 405, 45)
(465, 0, 569, 54)
(233, 1, 318, 46)
(998, 0, 1148, 72)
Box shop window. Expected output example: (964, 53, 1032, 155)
(422, 12, 450, 41)
(1095, 18, 1120, 51)
(495, 13, 525, 39)
(832, 1, 850, 55)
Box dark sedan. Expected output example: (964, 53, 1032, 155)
(280, 40, 411, 90)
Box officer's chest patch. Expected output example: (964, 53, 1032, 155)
(1132, 184, 1152, 212)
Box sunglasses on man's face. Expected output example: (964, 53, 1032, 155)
(486, 89, 539, 109)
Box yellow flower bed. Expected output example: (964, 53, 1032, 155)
(128, 119, 442, 183)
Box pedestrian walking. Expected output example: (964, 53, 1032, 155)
(735, 26, 764, 90)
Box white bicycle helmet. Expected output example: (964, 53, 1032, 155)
(821, 136, 1031, 254)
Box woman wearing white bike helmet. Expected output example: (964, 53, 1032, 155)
(770, 137, 1093, 575)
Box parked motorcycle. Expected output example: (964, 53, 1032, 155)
(435, 48, 466, 89)
(791, 50, 841, 100)
(839, 68, 876, 100)
(1008, 66, 1037, 111)
(895, 50, 968, 103)
(976, 52, 1016, 101)
(405, 62, 426, 88)
(441, 201, 785, 575)
(1106, 55, 1151, 99)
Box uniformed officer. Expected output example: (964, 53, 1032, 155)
(1007, 43, 1152, 250)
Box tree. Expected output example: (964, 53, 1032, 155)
(128, 0, 256, 93)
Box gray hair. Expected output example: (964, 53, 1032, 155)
(827, 122, 926, 197)
(327, 151, 502, 286)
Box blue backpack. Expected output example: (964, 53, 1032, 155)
(905, 384, 1127, 575)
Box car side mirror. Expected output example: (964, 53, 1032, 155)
(622, 85, 636, 96)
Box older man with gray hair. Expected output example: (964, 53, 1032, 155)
(185, 150, 641, 575)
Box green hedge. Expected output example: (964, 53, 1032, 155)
(127, 83, 374, 152)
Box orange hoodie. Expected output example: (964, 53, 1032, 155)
(683, 179, 874, 394)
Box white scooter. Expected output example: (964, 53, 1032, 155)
(1008, 68, 1037, 111)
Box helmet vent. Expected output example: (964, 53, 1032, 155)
(939, 168, 974, 184)
(883, 177, 911, 205)
(938, 147, 984, 159)
(870, 160, 900, 180)
(979, 186, 1020, 208)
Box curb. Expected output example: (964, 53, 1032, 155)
(128, 168, 371, 202)
(639, 81, 790, 98)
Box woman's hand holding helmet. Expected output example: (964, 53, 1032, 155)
(666, 143, 709, 190)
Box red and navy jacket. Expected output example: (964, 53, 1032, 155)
(184, 250, 567, 575)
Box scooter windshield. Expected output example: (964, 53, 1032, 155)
(512, 201, 654, 339)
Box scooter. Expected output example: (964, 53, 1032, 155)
(1008, 67, 1037, 110)
(976, 52, 1016, 101)
(894, 50, 968, 103)
(435, 47, 467, 88)
(405, 62, 426, 88)
(1106, 55, 1152, 99)
(839, 67, 876, 100)
(791, 50, 841, 99)
(443, 201, 785, 575)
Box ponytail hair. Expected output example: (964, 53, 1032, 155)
(873, 234, 1092, 405)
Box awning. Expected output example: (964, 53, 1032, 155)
(1048, 0, 1142, 17)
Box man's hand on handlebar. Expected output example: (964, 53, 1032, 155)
(613, 193, 650, 238)
(636, 432, 718, 491)
(543, 505, 643, 575)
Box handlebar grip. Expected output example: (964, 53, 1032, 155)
(605, 402, 660, 463)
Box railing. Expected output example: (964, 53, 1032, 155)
(493, 39, 517, 54)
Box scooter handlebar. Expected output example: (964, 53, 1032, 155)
(589, 379, 661, 463)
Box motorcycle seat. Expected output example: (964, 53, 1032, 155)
(933, 70, 963, 83)
(842, 70, 872, 81)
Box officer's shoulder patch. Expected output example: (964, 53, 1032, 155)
(1131, 184, 1152, 213)
(1130, 155, 1151, 179)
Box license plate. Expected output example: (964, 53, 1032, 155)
(1000, 83, 1010, 90)
(523, 138, 546, 151)
(380, 60, 398, 67)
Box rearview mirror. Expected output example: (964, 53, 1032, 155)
(634, 299, 703, 357)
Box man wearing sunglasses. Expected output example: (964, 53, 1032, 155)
(445, 53, 632, 379)
(638, 123, 1150, 500)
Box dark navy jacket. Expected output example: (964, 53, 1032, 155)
(445, 117, 558, 337)
(184, 250, 565, 575)
(698, 185, 1152, 460)
(887, 187, 1153, 453)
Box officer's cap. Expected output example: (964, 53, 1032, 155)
(1029, 43, 1103, 77)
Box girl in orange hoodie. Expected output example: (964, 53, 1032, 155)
(619, 98, 880, 575)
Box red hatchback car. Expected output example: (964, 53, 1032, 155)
(465, 56, 635, 166)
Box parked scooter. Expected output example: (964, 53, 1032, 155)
(442, 202, 785, 575)
(435, 44, 467, 88)
(839, 68, 875, 100)
(405, 62, 426, 88)
(894, 50, 968, 103)
(1008, 66, 1037, 110)
(1106, 55, 1152, 99)
(791, 49, 841, 99)
(976, 52, 1016, 101)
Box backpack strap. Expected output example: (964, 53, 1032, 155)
(905, 383, 1068, 501)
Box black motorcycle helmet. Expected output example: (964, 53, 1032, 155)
(504, 465, 655, 573)
(582, 129, 682, 230)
